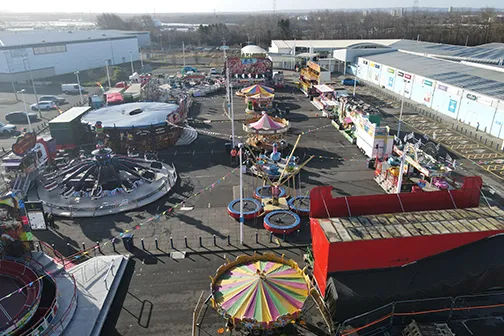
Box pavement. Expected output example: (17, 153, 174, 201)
(0, 82, 98, 151)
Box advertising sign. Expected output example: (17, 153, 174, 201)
(448, 99, 458, 113)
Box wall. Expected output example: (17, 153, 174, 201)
(410, 75, 435, 108)
(1, 37, 140, 80)
(431, 82, 463, 119)
(490, 100, 504, 139)
(310, 218, 330, 295)
(380, 66, 396, 90)
(457, 91, 497, 133)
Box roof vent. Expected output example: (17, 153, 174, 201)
(88, 36, 91, 39)
(101, 33, 106, 36)
(129, 109, 143, 116)
(68, 31, 73, 33)
(41, 39, 45, 42)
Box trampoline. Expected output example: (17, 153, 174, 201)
(264, 210, 301, 234)
(288, 196, 310, 216)
(254, 186, 286, 199)
(227, 198, 262, 220)
(0, 259, 42, 335)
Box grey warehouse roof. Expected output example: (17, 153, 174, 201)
(0, 30, 138, 48)
(390, 40, 504, 63)
(363, 51, 504, 99)
(81, 102, 179, 129)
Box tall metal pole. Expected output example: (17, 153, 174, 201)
(182, 41, 186, 67)
(104, 59, 111, 89)
(222, 40, 235, 147)
(139, 48, 144, 69)
(396, 148, 406, 194)
(75, 71, 83, 105)
(3, 52, 18, 100)
(397, 79, 406, 137)
(22, 58, 41, 118)
(238, 143, 244, 245)
(230, 82, 236, 148)
(129, 50, 134, 74)
(353, 65, 358, 97)
(18, 89, 32, 132)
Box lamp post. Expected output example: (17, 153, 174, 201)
(74, 71, 83, 105)
(22, 57, 41, 118)
(139, 48, 144, 70)
(3, 51, 18, 100)
(17, 89, 32, 132)
(129, 50, 134, 74)
(182, 41, 186, 67)
(238, 143, 244, 245)
(397, 79, 407, 138)
(104, 59, 111, 89)
(353, 65, 359, 97)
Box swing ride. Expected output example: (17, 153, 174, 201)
(227, 134, 313, 234)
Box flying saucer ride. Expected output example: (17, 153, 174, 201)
(243, 112, 289, 152)
(210, 253, 311, 331)
(38, 121, 177, 217)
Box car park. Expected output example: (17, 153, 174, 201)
(39, 95, 67, 105)
(5, 111, 38, 124)
(31, 101, 58, 111)
(0, 122, 17, 136)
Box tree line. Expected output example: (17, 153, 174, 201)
(96, 9, 504, 50)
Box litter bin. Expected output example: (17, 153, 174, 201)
(367, 158, 376, 169)
(225, 142, 232, 153)
(122, 233, 134, 252)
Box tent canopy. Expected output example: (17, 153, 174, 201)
(248, 92, 274, 99)
(240, 84, 275, 96)
(314, 84, 334, 93)
(249, 113, 286, 131)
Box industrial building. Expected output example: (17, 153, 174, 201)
(268, 39, 504, 139)
(0, 30, 149, 82)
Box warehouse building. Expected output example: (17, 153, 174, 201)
(356, 51, 504, 139)
(0, 30, 147, 82)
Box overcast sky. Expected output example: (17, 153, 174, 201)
(3, 0, 502, 14)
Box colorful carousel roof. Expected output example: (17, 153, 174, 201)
(243, 113, 289, 134)
(211, 253, 311, 330)
(247, 92, 274, 99)
(239, 84, 275, 96)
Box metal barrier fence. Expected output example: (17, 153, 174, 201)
(336, 291, 504, 336)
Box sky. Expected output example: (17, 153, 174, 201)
(2, 0, 502, 13)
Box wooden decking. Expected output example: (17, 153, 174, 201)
(318, 206, 504, 243)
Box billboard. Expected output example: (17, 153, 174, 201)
(227, 57, 272, 77)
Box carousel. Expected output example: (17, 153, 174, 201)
(243, 112, 289, 151)
(210, 253, 311, 333)
(236, 84, 275, 113)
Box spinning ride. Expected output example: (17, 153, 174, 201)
(238, 84, 275, 113)
(210, 253, 311, 331)
(38, 121, 177, 217)
(243, 112, 289, 151)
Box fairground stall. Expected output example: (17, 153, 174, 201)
(299, 61, 321, 96)
(243, 112, 289, 151)
(226, 46, 273, 88)
(335, 97, 394, 158)
(80, 98, 190, 153)
(311, 84, 338, 116)
(374, 143, 453, 194)
(272, 71, 285, 89)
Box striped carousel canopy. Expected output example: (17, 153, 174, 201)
(240, 84, 275, 96)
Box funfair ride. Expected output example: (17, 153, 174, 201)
(243, 112, 289, 152)
(37, 121, 177, 217)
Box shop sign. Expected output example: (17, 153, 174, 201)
(397, 71, 404, 77)
(363, 60, 368, 65)
(387, 68, 395, 74)
(12, 132, 37, 156)
(478, 96, 493, 106)
(466, 94, 477, 101)
(374, 64, 380, 69)
(404, 73, 412, 80)
(370, 62, 375, 67)
(423, 79, 433, 87)
(437, 84, 448, 92)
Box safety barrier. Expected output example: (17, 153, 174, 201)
(336, 291, 504, 336)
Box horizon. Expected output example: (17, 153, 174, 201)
(1, 1, 503, 15)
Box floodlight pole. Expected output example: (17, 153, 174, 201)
(353, 65, 359, 97)
(396, 148, 407, 194)
(18, 89, 32, 132)
(238, 143, 244, 245)
(104, 59, 111, 89)
(129, 50, 134, 74)
(397, 79, 407, 138)
(22, 57, 41, 118)
(75, 71, 83, 105)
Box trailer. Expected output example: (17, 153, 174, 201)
(48, 106, 93, 149)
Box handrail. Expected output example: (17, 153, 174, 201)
(46, 273, 78, 335)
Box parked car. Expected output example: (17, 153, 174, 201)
(5, 111, 38, 124)
(210, 68, 218, 75)
(61, 83, 87, 94)
(0, 122, 17, 136)
(31, 101, 57, 111)
(341, 78, 359, 86)
(39, 95, 67, 105)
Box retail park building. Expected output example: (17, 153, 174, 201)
(268, 39, 504, 140)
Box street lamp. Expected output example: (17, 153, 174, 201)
(104, 59, 111, 89)
(353, 65, 359, 97)
(129, 50, 134, 74)
(17, 89, 33, 132)
(238, 143, 244, 245)
(3, 51, 18, 100)
(22, 57, 41, 118)
(74, 71, 83, 105)
(397, 79, 408, 138)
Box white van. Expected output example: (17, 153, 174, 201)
(61, 83, 86, 94)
